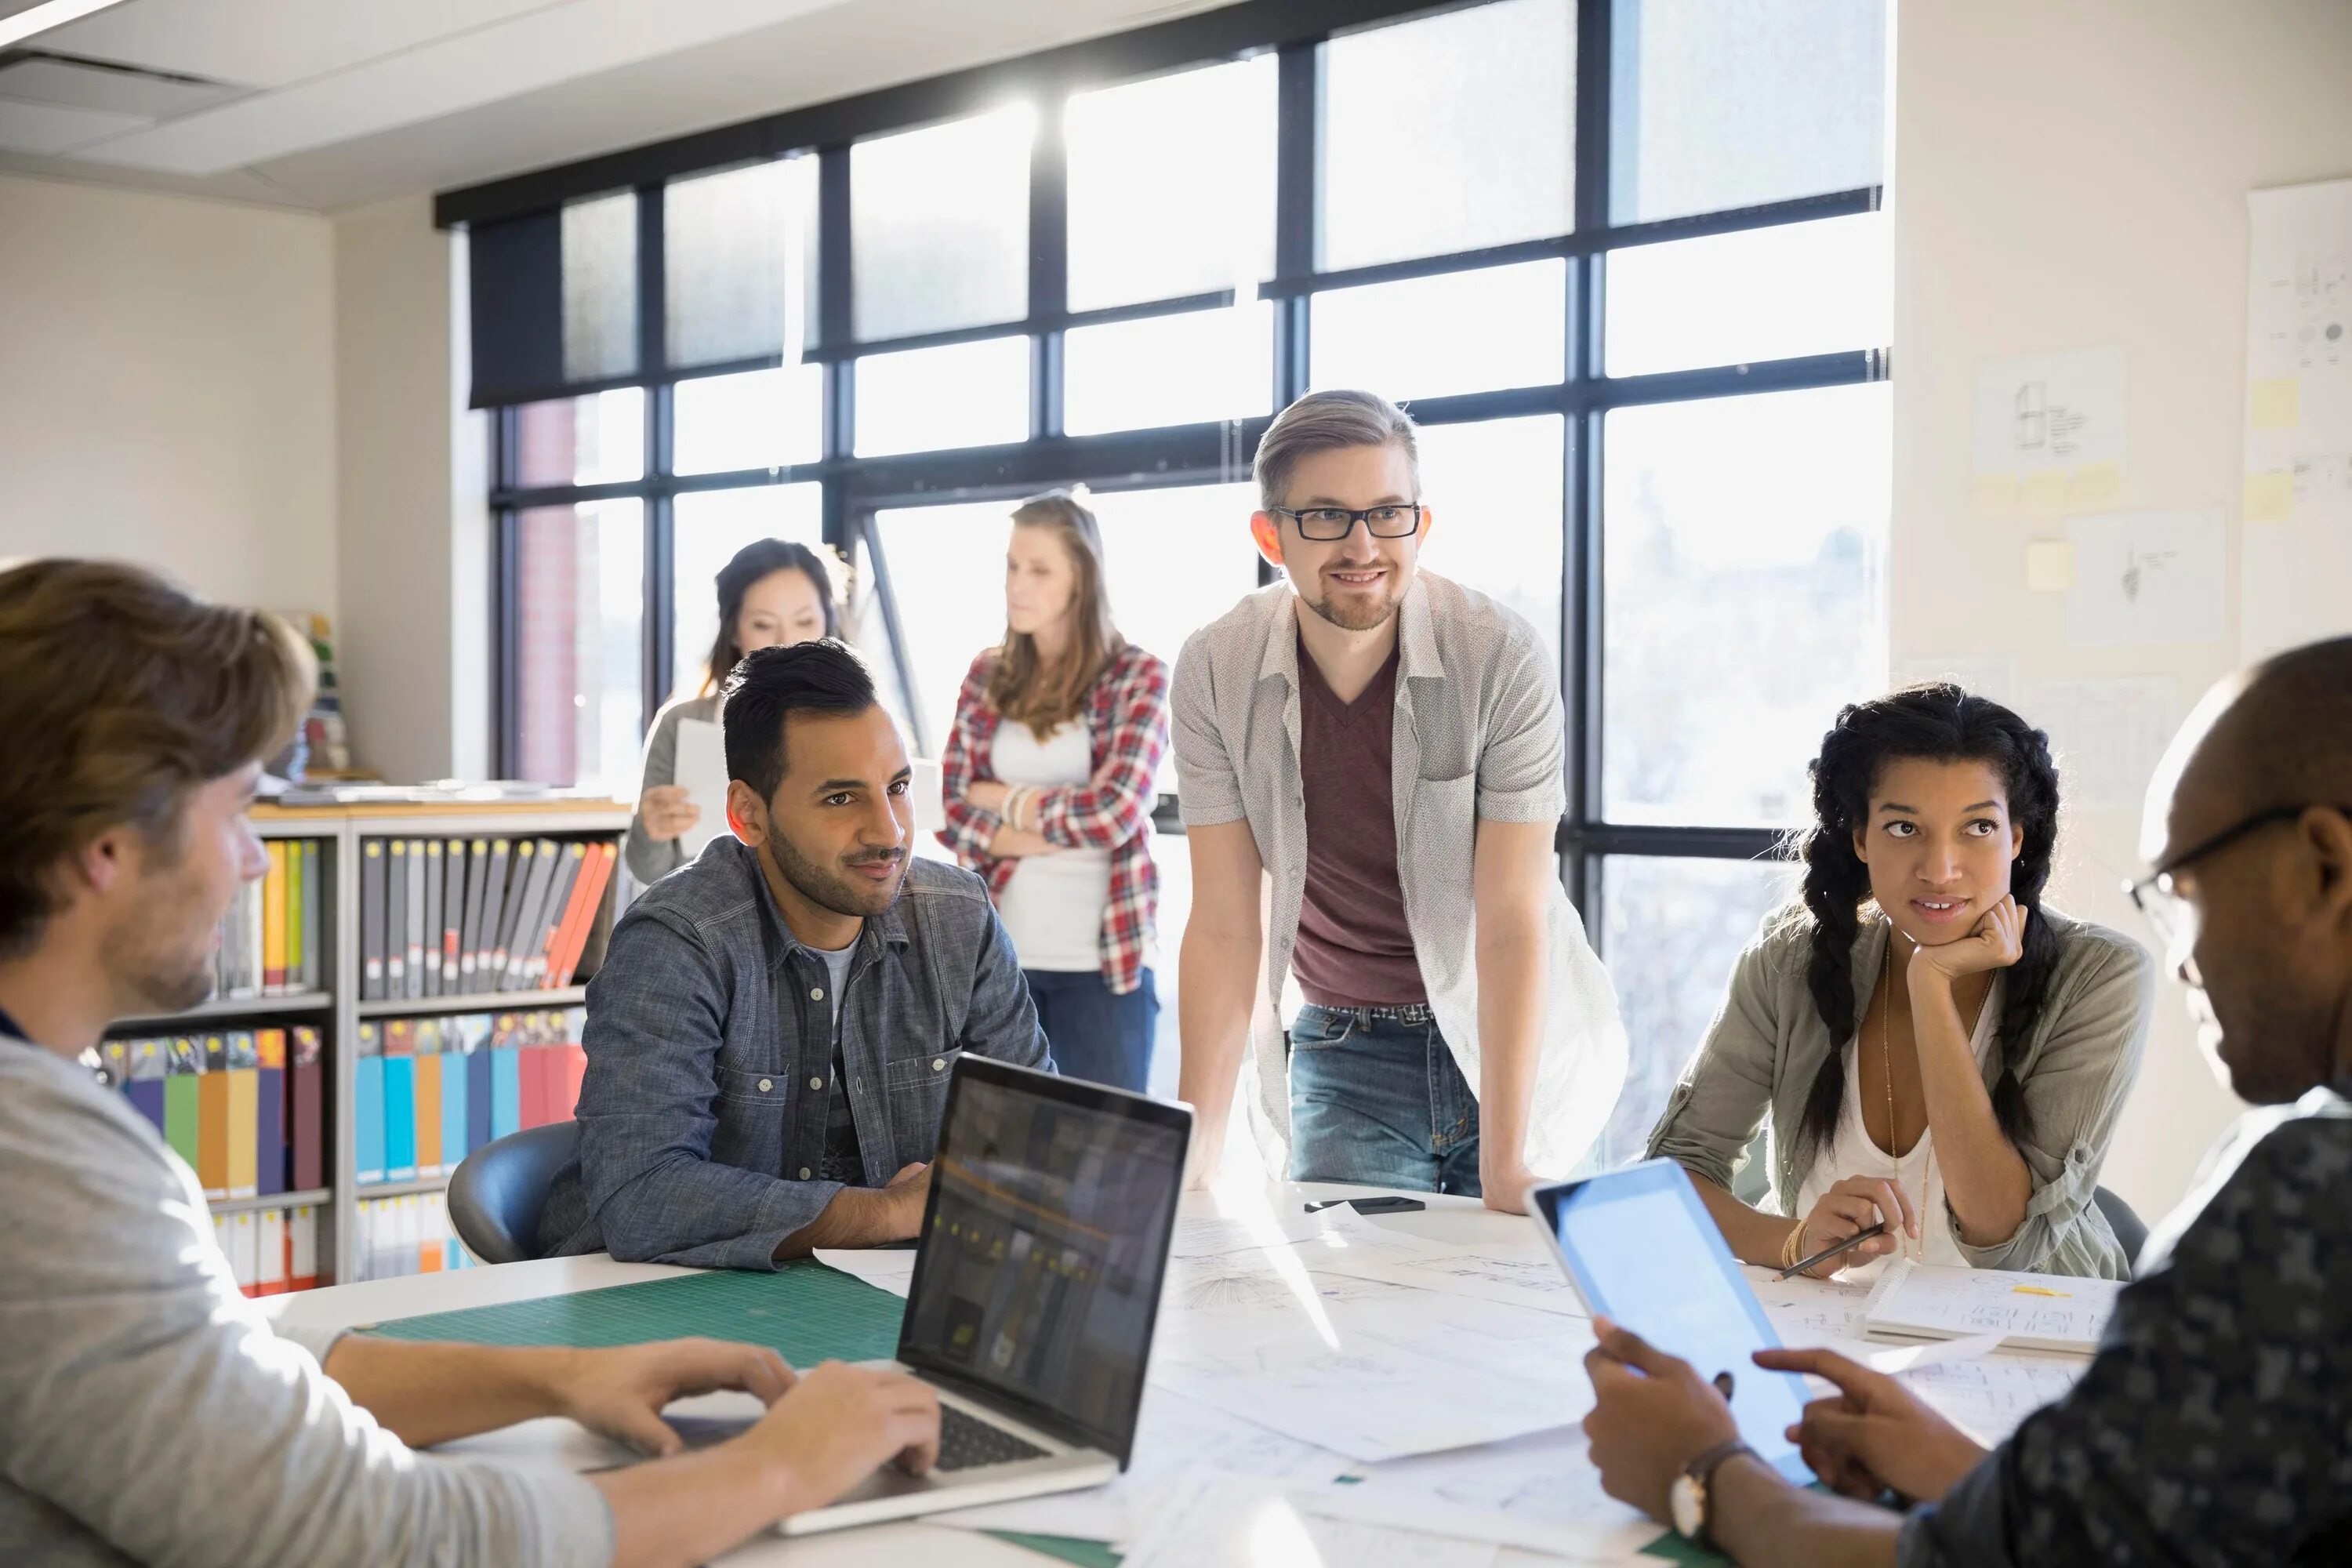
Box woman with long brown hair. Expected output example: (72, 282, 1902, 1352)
(623, 537, 845, 886)
(938, 491, 1170, 1089)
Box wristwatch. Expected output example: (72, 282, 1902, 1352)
(1670, 1438, 1756, 1545)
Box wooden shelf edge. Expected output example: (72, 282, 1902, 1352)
(209, 1188, 332, 1215)
(355, 1175, 452, 1199)
(354, 986, 588, 1019)
(111, 992, 335, 1030)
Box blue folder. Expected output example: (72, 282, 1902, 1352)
(441, 1053, 470, 1172)
(354, 1055, 387, 1185)
(383, 1054, 417, 1181)
(490, 1046, 521, 1141)
(466, 1047, 494, 1153)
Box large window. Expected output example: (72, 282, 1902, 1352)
(474, 0, 1889, 1159)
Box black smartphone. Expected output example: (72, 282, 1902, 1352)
(1304, 1196, 1428, 1215)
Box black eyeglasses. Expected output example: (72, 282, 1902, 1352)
(2124, 802, 2352, 954)
(1267, 503, 1425, 541)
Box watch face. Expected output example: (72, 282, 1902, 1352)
(1670, 1473, 1707, 1539)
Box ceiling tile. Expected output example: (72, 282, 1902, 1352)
(0, 93, 144, 153)
(38, 0, 557, 89)
(0, 54, 241, 116)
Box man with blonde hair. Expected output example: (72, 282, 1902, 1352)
(1172, 389, 1628, 1208)
(0, 559, 938, 1567)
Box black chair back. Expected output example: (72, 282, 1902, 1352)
(447, 1121, 581, 1265)
(2094, 1183, 2148, 1276)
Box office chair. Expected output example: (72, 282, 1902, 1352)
(447, 1120, 580, 1265)
(2093, 1183, 2148, 1275)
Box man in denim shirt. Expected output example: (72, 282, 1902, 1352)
(541, 640, 1051, 1269)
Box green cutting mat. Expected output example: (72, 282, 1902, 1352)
(358, 1261, 907, 1365)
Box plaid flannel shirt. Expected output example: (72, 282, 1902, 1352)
(937, 641, 1169, 995)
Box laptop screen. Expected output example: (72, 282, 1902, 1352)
(898, 1058, 1189, 1465)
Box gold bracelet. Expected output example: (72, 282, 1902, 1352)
(1780, 1222, 1806, 1271)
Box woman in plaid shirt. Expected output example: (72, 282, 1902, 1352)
(937, 491, 1170, 1091)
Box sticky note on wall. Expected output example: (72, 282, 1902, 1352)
(2245, 470, 2295, 523)
(2026, 540, 2078, 593)
(2249, 377, 2301, 430)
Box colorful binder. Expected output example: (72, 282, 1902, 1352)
(353, 1022, 386, 1185)
(225, 1032, 259, 1200)
(254, 1028, 287, 1199)
(383, 1020, 417, 1182)
(289, 1025, 324, 1192)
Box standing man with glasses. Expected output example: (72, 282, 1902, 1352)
(1171, 388, 1628, 1210)
(1574, 634, 2352, 1566)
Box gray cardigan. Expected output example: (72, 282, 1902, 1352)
(0, 1035, 613, 1567)
(1645, 906, 2155, 1279)
(622, 691, 720, 887)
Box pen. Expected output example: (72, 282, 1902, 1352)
(2011, 1284, 2073, 1298)
(1775, 1221, 1889, 1280)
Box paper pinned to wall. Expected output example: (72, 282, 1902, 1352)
(2243, 179, 2352, 658)
(673, 717, 731, 858)
(1973, 348, 2127, 517)
(2062, 510, 2226, 646)
(2025, 539, 2078, 593)
(2017, 675, 2183, 811)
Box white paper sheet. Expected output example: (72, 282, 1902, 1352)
(1309, 1426, 1666, 1563)
(1296, 1217, 1591, 1318)
(1896, 1355, 2086, 1446)
(1860, 1259, 2122, 1353)
(1972, 347, 2128, 515)
(811, 1247, 915, 1298)
(931, 1388, 1348, 1545)
(1748, 1266, 1877, 1345)
(673, 717, 731, 858)
(2062, 510, 2226, 646)
(2014, 675, 2183, 811)
(1122, 1472, 1499, 1568)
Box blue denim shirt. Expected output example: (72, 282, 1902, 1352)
(539, 837, 1052, 1270)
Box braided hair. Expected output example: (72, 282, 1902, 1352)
(1790, 683, 2063, 1168)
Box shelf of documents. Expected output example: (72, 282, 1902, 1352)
(76, 798, 631, 1291)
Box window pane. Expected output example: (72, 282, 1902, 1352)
(1602, 382, 1889, 826)
(664, 156, 812, 370)
(854, 336, 1029, 456)
(670, 485, 826, 699)
(1063, 303, 1272, 437)
(1067, 56, 1276, 310)
(860, 501, 1014, 754)
(561, 192, 637, 383)
(1320, 0, 1574, 270)
(1311, 259, 1565, 401)
(1595, 855, 1796, 1166)
(673, 364, 824, 476)
(1610, 0, 1886, 223)
(851, 105, 1033, 340)
(514, 387, 644, 487)
(514, 500, 642, 794)
(1412, 416, 1563, 664)
(1606, 212, 1889, 378)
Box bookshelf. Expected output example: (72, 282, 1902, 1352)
(103, 798, 631, 1289)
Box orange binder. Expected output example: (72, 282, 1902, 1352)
(261, 842, 289, 994)
(547, 842, 616, 986)
(195, 1034, 230, 1200)
(414, 1051, 444, 1178)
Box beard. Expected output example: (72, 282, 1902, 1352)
(1301, 572, 1403, 633)
(768, 827, 906, 920)
(110, 886, 219, 1017)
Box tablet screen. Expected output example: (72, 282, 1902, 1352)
(1537, 1160, 1809, 1475)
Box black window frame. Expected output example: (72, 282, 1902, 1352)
(459, 0, 1887, 975)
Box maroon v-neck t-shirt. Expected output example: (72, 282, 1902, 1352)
(1290, 632, 1427, 1007)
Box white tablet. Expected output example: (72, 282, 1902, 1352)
(1529, 1159, 1813, 1482)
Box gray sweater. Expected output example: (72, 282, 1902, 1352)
(1645, 907, 2155, 1279)
(622, 692, 720, 887)
(0, 1034, 615, 1567)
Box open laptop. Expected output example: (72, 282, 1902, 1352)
(779, 1054, 1191, 1535)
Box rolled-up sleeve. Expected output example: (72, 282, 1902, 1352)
(575, 913, 841, 1269)
(1950, 938, 2153, 1275)
(1474, 633, 1567, 823)
(1644, 937, 1786, 1196)
(1171, 630, 1246, 828)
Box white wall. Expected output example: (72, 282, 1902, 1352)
(1893, 0, 2352, 1219)
(0, 172, 336, 619)
(332, 194, 490, 784)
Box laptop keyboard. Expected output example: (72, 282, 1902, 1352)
(935, 1403, 1051, 1472)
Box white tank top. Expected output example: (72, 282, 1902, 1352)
(1795, 975, 2004, 1281)
(988, 719, 1113, 974)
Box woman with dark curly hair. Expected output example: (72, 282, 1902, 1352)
(1646, 684, 2156, 1280)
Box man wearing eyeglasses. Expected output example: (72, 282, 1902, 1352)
(1575, 635, 2352, 1566)
(1171, 388, 1628, 1210)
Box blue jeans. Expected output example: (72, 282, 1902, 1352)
(1025, 967, 1157, 1092)
(1287, 1002, 1483, 1196)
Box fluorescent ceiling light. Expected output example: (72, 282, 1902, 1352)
(0, 0, 132, 53)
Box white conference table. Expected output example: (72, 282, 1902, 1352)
(266, 1179, 1578, 1566)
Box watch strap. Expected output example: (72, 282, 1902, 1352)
(1682, 1438, 1758, 1544)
